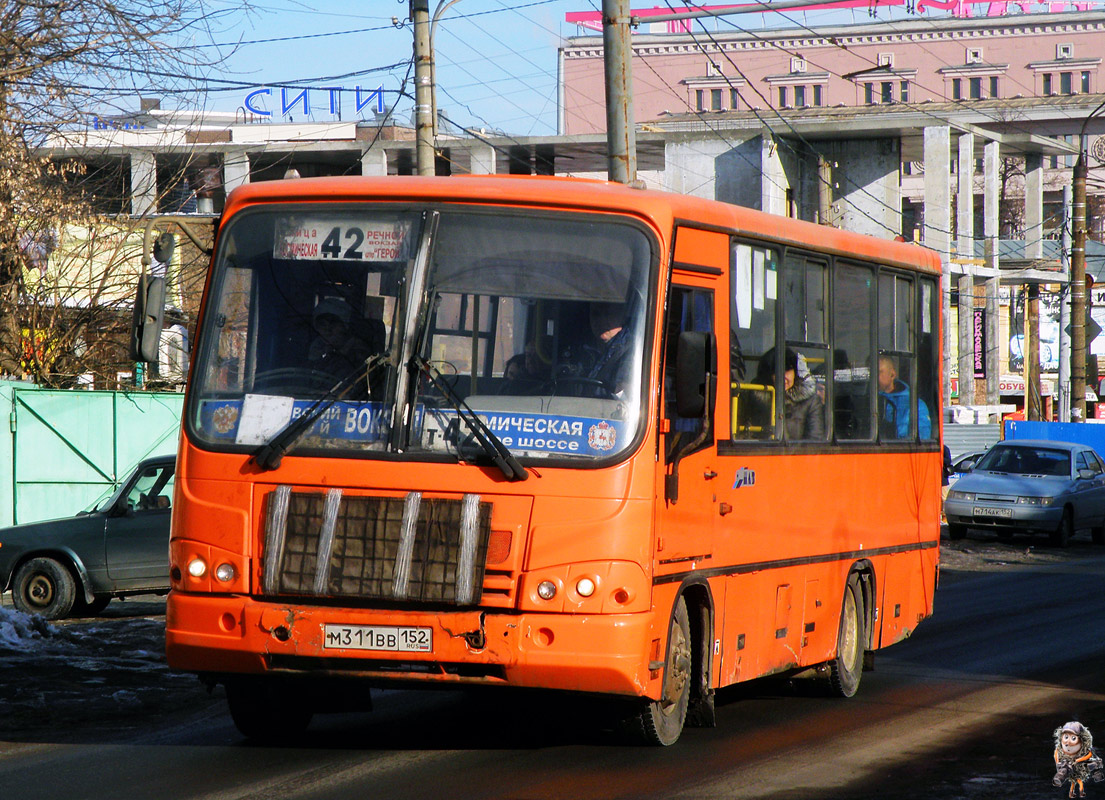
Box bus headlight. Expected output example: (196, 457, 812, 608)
(187, 558, 208, 578)
(214, 562, 237, 582)
(537, 580, 557, 600)
(576, 577, 596, 597)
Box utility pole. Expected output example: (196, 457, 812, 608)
(411, 0, 435, 176)
(602, 0, 636, 184)
(1072, 149, 1088, 420)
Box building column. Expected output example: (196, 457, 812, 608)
(761, 130, 787, 216)
(468, 144, 496, 175)
(130, 150, 157, 217)
(924, 126, 952, 410)
(361, 148, 388, 176)
(957, 132, 975, 406)
(983, 139, 1001, 407)
(223, 150, 251, 194)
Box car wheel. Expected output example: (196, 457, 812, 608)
(626, 596, 692, 746)
(828, 575, 865, 698)
(12, 557, 77, 620)
(1051, 507, 1074, 548)
(947, 523, 968, 540)
(225, 678, 313, 741)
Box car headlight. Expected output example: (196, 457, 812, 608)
(948, 490, 975, 501)
(1017, 496, 1055, 506)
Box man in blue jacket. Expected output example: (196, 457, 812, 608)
(878, 355, 931, 439)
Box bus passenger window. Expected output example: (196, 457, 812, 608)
(782, 253, 827, 441)
(730, 242, 779, 441)
(916, 278, 938, 441)
(878, 272, 932, 440)
(833, 264, 875, 440)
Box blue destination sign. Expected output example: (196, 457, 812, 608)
(201, 398, 627, 457)
(243, 86, 385, 119)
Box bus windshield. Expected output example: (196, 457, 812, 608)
(188, 205, 655, 465)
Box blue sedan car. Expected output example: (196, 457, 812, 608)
(0, 455, 175, 619)
(944, 440, 1105, 546)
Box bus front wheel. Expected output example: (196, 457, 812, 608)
(225, 678, 313, 741)
(828, 576, 865, 698)
(630, 596, 692, 746)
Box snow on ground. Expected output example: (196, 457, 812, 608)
(0, 605, 56, 649)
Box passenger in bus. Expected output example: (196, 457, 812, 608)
(308, 297, 376, 379)
(877, 354, 932, 439)
(750, 348, 824, 440)
(500, 344, 547, 394)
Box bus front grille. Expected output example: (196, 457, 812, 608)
(261, 487, 492, 606)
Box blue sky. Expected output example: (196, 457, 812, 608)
(182, 0, 955, 136)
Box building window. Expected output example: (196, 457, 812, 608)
(1083, 71, 1091, 94)
(1058, 43, 1073, 59)
(864, 83, 874, 104)
(695, 89, 704, 111)
(731, 88, 740, 109)
(779, 86, 788, 108)
(900, 81, 909, 103)
(882, 82, 893, 103)
(709, 88, 722, 111)
(990, 76, 999, 98)
(795, 85, 806, 107)
(814, 85, 823, 106)
(969, 77, 982, 100)
(952, 78, 962, 100)
(1043, 73, 1053, 95)
(1061, 72, 1073, 95)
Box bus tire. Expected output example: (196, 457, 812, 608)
(828, 575, 865, 698)
(630, 596, 692, 746)
(225, 678, 313, 741)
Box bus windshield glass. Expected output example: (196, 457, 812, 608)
(188, 205, 655, 465)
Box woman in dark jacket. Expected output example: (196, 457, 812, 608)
(781, 349, 825, 440)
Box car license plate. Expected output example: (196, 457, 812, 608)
(973, 505, 1013, 519)
(323, 624, 432, 652)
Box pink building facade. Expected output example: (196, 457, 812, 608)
(559, 10, 1105, 135)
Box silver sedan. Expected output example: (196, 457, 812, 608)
(944, 439, 1105, 547)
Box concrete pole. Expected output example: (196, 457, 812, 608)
(130, 151, 157, 216)
(411, 0, 435, 176)
(1060, 184, 1072, 422)
(602, 0, 637, 184)
(818, 156, 833, 226)
(924, 126, 952, 411)
(1025, 153, 1043, 418)
(983, 140, 1000, 408)
(1073, 151, 1088, 420)
(957, 133, 975, 407)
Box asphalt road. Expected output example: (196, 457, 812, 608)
(3, 547, 1105, 800)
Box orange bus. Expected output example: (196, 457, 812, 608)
(156, 175, 942, 746)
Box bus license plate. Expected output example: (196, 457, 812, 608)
(973, 506, 1013, 518)
(323, 624, 432, 652)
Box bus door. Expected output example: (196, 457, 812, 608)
(656, 227, 727, 571)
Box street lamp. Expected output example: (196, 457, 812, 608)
(1071, 97, 1105, 420)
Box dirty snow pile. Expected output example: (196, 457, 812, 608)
(0, 605, 54, 649)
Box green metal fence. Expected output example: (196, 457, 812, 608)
(0, 382, 183, 526)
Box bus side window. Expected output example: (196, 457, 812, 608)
(666, 286, 714, 456)
(782, 253, 828, 441)
(833, 263, 875, 440)
(730, 242, 779, 441)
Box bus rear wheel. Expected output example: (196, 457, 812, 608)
(629, 596, 692, 746)
(225, 678, 313, 741)
(828, 576, 865, 698)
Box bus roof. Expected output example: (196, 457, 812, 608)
(223, 175, 942, 275)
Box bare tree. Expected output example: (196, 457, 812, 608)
(0, 0, 238, 386)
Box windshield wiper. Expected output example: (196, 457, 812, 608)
(252, 354, 388, 472)
(412, 356, 528, 482)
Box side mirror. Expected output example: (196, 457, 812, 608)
(675, 331, 716, 418)
(960, 460, 976, 473)
(1079, 467, 1096, 480)
(130, 273, 166, 363)
(152, 232, 176, 264)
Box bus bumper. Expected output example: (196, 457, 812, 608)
(166, 593, 658, 698)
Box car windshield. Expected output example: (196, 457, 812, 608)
(974, 446, 1070, 477)
(187, 205, 656, 466)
